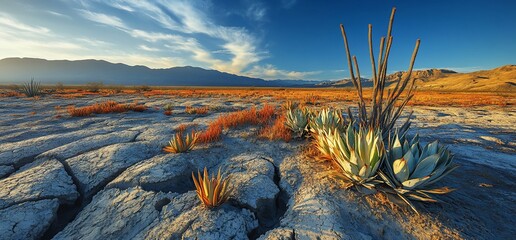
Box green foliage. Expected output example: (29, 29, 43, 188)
(326, 124, 385, 189)
(378, 132, 458, 212)
(285, 108, 310, 138)
(20, 78, 42, 97)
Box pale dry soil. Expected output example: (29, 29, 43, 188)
(0, 94, 514, 240)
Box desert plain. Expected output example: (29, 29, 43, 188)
(0, 88, 514, 240)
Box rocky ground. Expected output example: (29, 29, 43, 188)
(0, 94, 514, 240)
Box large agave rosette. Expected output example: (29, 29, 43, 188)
(327, 124, 384, 189)
(380, 133, 459, 208)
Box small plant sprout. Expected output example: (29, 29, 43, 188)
(192, 167, 231, 209)
(163, 130, 199, 153)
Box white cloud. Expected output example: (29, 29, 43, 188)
(247, 3, 267, 21)
(0, 13, 50, 35)
(246, 64, 320, 80)
(46, 11, 70, 18)
(139, 45, 160, 52)
(78, 9, 126, 29)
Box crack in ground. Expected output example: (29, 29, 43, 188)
(248, 156, 290, 240)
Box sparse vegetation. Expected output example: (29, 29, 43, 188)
(258, 113, 292, 142)
(185, 106, 209, 115)
(86, 82, 104, 93)
(163, 130, 199, 153)
(192, 167, 231, 209)
(67, 100, 147, 117)
(20, 78, 43, 97)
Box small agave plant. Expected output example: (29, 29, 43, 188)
(327, 124, 384, 189)
(379, 132, 458, 213)
(309, 108, 347, 135)
(192, 167, 232, 209)
(163, 130, 199, 153)
(285, 108, 310, 138)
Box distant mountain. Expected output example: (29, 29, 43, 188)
(0, 58, 316, 87)
(1, 58, 514, 91)
(387, 69, 458, 83)
(315, 78, 372, 88)
(387, 66, 515, 91)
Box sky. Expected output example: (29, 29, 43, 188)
(0, 0, 515, 81)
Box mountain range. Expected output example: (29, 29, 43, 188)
(0, 58, 319, 87)
(0, 58, 514, 91)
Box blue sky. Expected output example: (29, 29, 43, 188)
(1, 0, 515, 80)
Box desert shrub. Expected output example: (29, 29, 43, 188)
(136, 85, 151, 92)
(192, 167, 231, 208)
(86, 82, 104, 93)
(20, 78, 43, 97)
(340, 7, 420, 139)
(198, 123, 223, 144)
(259, 114, 292, 142)
(67, 100, 146, 117)
(185, 106, 209, 115)
(163, 130, 199, 153)
(55, 82, 65, 92)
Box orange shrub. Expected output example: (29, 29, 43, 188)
(259, 114, 291, 142)
(67, 100, 147, 117)
(257, 104, 275, 124)
(198, 123, 223, 143)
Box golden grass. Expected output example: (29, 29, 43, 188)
(67, 100, 147, 117)
(185, 106, 209, 114)
(3, 86, 513, 107)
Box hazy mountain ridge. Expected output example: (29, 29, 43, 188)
(0, 58, 315, 87)
(0, 58, 514, 91)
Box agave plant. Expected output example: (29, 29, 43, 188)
(379, 132, 458, 212)
(326, 124, 384, 189)
(285, 108, 310, 138)
(192, 167, 231, 209)
(163, 130, 199, 153)
(20, 78, 42, 97)
(309, 108, 347, 136)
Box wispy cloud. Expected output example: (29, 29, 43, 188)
(0, 13, 50, 35)
(78, 9, 126, 29)
(139, 45, 160, 52)
(46, 11, 70, 18)
(246, 3, 267, 21)
(247, 64, 321, 80)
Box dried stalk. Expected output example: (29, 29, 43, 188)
(340, 7, 420, 138)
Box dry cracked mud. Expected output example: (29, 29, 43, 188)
(0, 95, 514, 240)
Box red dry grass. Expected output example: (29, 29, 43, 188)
(257, 104, 275, 124)
(164, 110, 172, 116)
(67, 100, 147, 117)
(197, 104, 277, 144)
(259, 114, 291, 142)
(198, 123, 223, 143)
